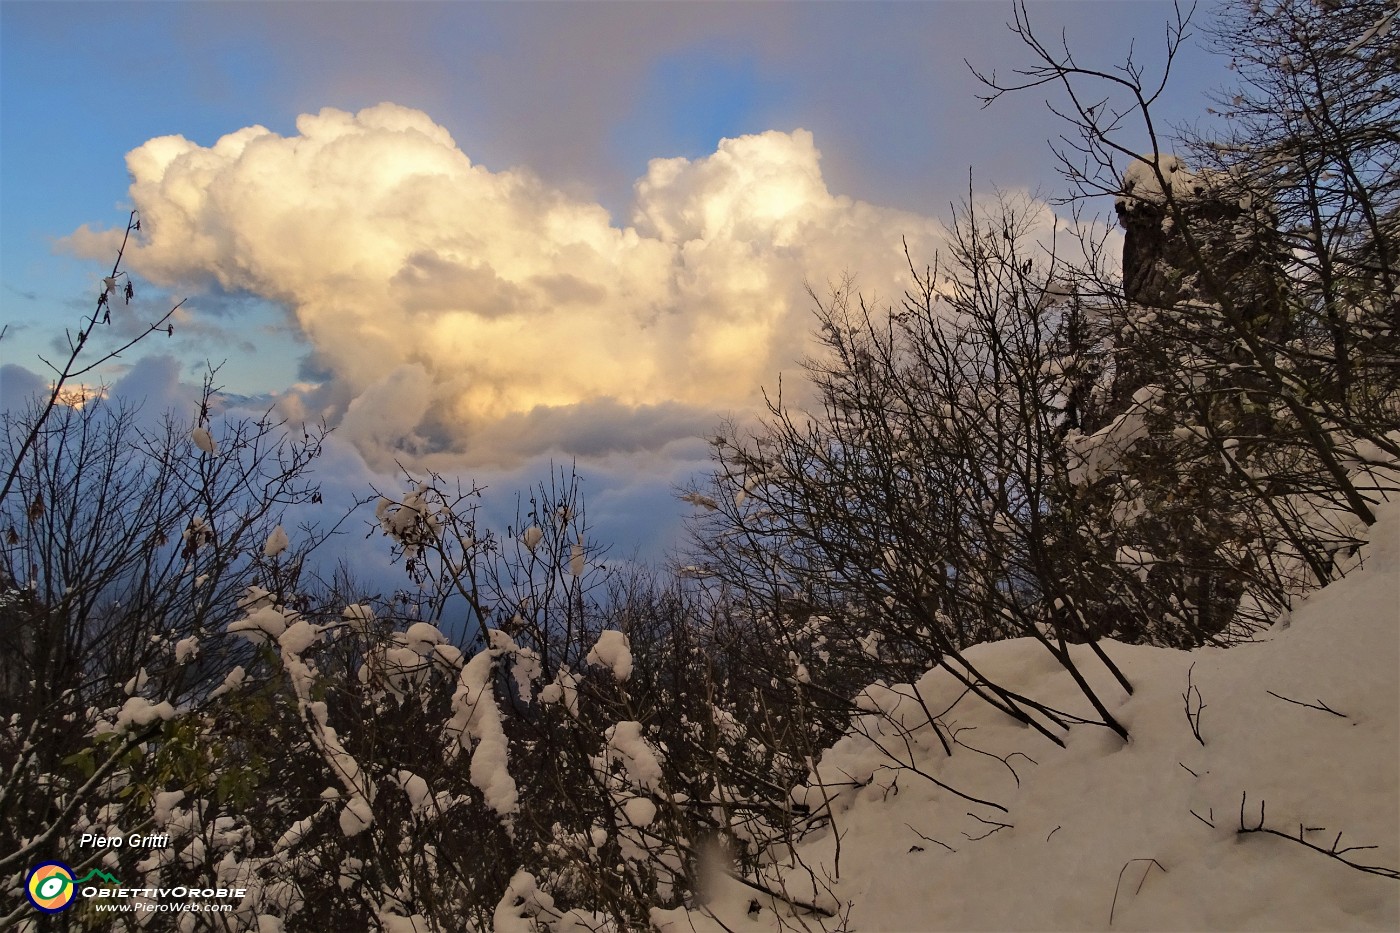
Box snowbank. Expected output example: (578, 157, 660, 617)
(681, 501, 1399, 931)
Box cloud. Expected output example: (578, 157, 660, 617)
(337, 362, 435, 459)
(66, 103, 945, 468)
(1, 363, 47, 413)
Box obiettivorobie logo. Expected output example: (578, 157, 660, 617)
(25, 862, 120, 913)
(24, 861, 246, 916)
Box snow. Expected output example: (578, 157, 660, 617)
(1343, 3, 1397, 53)
(586, 629, 633, 681)
(1065, 385, 1163, 486)
(115, 697, 176, 731)
(1115, 153, 1197, 217)
(604, 721, 664, 793)
(681, 491, 720, 511)
(263, 525, 289, 558)
(182, 515, 213, 552)
(228, 605, 292, 646)
(432, 642, 463, 669)
(274, 814, 316, 853)
(229, 588, 301, 646)
(374, 908, 428, 933)
(342, 603, 375, 634)
(338, 793, 374, 837)
(539, 666, 581, 718)
(403, 621, 445, 653)
(374, 483, 446, 555)
(209, 665, 245, 699)
(1115, 544, 1158, 582)
(277, 619, 321, 655)
(395, 770, 434, 817)
(858, 629, 883, 660)
(493, 870, 556, 932)
(152, 789, 185, 826)
(191, 426, 216, 454)
(668, 500, 1400, 932)
(444, 640, 521, 819)
(622, 795, 658, 828)
(174, 635, 200, 664)
(49, 395, 1394, 933)
(123, 667, 150, 695)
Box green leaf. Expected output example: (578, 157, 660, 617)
(61, 748, 97, 781)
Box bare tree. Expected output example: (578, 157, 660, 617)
(687, 194, 1136, 749)
(0, 227, 331, 927)
(972, 0, 1399, 639)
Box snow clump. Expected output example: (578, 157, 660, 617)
(586, 629, 633, 681)
(444, 637, 520, 820)
(603, 721, 664, 793)
(263, 525, 289, 558)
(191, 426, 216, 454)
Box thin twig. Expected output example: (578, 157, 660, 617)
(1265, 690, 1348, 718)
(962, 812, 1013, 841)
(1109, 858, 1166, 925)
(904, 822, 957, 853)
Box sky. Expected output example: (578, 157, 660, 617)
(0, 0, 1230, 568)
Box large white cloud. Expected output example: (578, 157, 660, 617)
(66, 103, 945, 467)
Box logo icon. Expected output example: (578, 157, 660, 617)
(25, 862, 76, 913)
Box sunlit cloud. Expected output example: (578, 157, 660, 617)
(64, 103, 946, 468)
(52, 383, 108, 409)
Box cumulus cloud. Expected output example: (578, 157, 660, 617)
(337, 362, 435, 458)
(66, 103, 945, 468)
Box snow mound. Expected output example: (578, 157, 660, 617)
(683, 500, 1400, 931)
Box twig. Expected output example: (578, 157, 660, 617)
(1109, 858, 1166, 925)
(1237, 792, 1398, 880)
(949, 722, 1038, 788)
(962, 812, 1013, 841)
(0, 211, 181, 508)
(1265, 690, 1348, 718)
(1182, 662, 1206, 746)
(905, 822, 957, 853)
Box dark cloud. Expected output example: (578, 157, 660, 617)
(1, 363, 46, 413)
(466, 398, 718, 464)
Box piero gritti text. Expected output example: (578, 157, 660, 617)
(79, 832, 171, 849)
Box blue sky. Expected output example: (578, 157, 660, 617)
(1, 0, 1227, 565)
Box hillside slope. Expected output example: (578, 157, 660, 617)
(660, 502, 1399, 932)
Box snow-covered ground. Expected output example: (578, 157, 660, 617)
(663, 502, 1399, 932)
